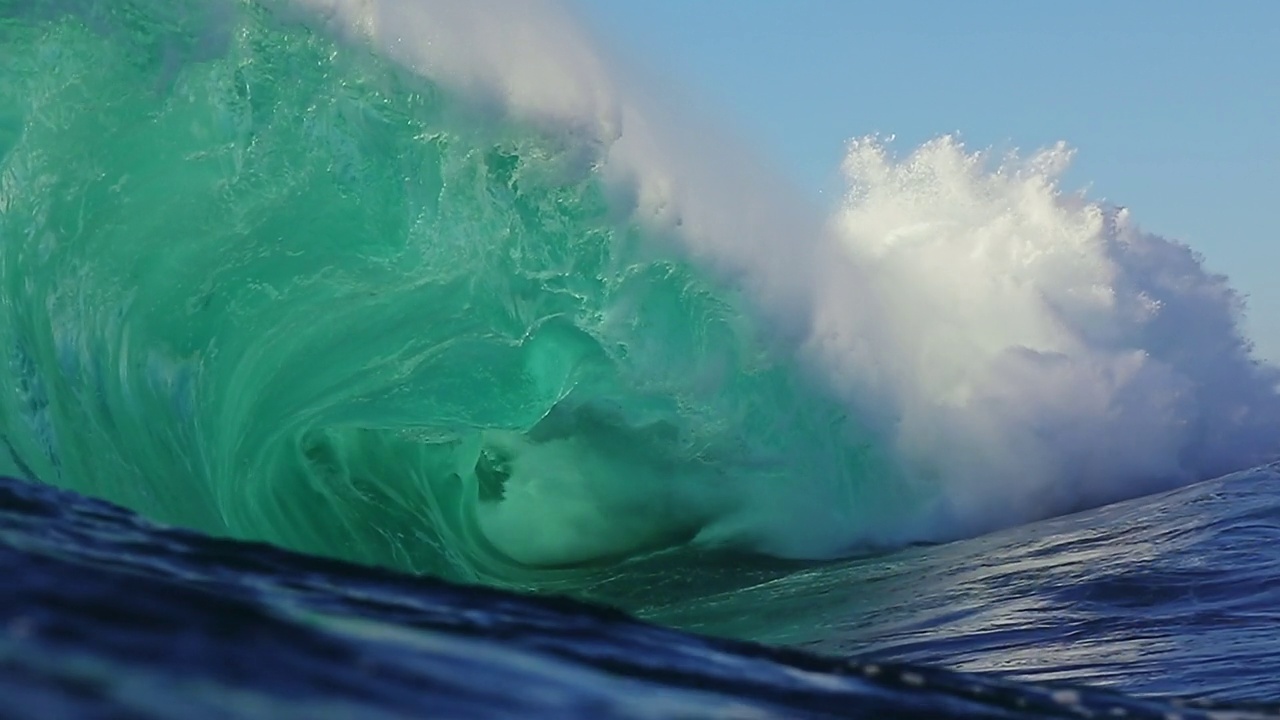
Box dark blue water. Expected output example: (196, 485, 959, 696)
(3, 468, 1279, 719)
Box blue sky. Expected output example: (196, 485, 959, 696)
(572, 1, 1280, 361)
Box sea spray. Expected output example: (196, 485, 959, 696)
(809, 136, 1280, 538)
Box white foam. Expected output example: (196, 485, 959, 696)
(812, 136, 1280, 539)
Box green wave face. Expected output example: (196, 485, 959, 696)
(0, 1, 904, 589)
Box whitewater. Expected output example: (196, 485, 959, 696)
(2, 0, 1279, 596)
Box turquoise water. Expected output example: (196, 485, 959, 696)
(0, 1, 907, 589)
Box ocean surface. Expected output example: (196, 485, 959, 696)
(6, 469, 1280, 719)
(2, 1, 1279, 717)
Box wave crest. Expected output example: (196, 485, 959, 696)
(0, 1, 1275, 586)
